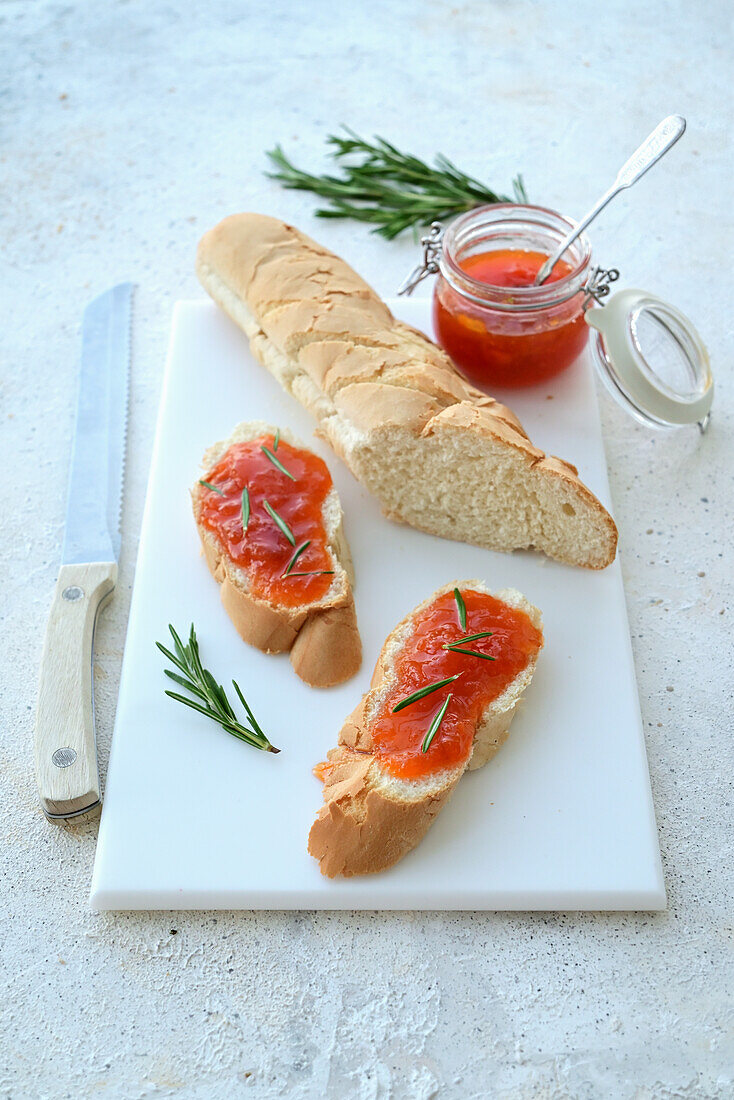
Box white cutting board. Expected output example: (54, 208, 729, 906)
(91, 299, 665, 910)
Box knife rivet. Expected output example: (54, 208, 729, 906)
(62, 586, 84, 601)
(52, 747, 77, 768)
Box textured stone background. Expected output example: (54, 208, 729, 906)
(1, 1, 732, 1097)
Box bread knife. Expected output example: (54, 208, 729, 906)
(34, 283, 133, 821)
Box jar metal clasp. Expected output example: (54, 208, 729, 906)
(582, 265, 620, 309)
(398, 222, 444, 296)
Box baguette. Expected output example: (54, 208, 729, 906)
(196, 214, 618, 569)
(192, 421, 361, 687)
(308, 581, 543, 877)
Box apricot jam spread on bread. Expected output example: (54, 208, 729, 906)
(198, 434, 335, 608)
(368, 589, 542, 780)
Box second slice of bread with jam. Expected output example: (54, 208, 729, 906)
(308, 581, 543, 875)
(192, 421, 361, 687)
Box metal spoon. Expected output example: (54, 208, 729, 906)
(534, 115, 686, 286)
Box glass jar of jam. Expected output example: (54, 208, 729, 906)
(431, 204, 592, 389)
(400, 205, 713, 430)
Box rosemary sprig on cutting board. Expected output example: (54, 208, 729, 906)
(266, 129, 527, 239)
(157, 624, 279, 753)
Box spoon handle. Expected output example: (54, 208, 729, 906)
(614, 114, 686, 189)
(535, 115, 686, 285)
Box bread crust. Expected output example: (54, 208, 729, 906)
(307, 581, 542, 877)
(193, 421, 361, 688)
(308, 744, 460, 878)
(197, 213, 618, 570)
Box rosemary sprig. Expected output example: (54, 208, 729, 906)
(261, 444, 295, 481)
(263, 499, 295, 545)
(283, 540, 311, 576)
(444, 630, 496, 661)
(157, 624, 279, 753)
(422, 693, 453, 753)
(282, 539, 336, 579)
(444, 631, 493, 646)
(392, 674, 461, 713)
(241, 487, 250, 533)
(453, 588, 467, 631)
(446, 647, 496, 662)
(273, 428, 280, 451)
(266, 129, 527, 239)
(199, 480, 224, 495)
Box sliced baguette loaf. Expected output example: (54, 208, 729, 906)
(308, 581, 542, 877)
(196, 213, 618, 569)
(192, 421, 361, 687)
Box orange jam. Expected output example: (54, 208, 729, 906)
(461, 248, 572, 289)
(433, 247, 589, 389)
(198, 434, 335, 608)
(370, 589, 543, 780)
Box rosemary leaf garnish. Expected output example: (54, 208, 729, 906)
(261, 444, 295, 481)
(283, 540, 311, 576)
(453, 588, 467, 631)
(266, 129, 527, 239)
(199, 480, 224, 495)
(241, 487, 250, 533)
(422, 693, 453, 753)
(231, 679, 270, 743)
(282, 540, 335, 578)
(446, 647, 496, 662)
(263, 499, 296, 545)
(392, 674, 461, 713)
(273, 428, 280, 451)
(157, 624, 279, 753)
(443, 631, 493, 647)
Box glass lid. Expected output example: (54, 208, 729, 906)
(585, 289, 713, 430)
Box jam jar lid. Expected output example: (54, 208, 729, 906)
(585, 288, 713, 430)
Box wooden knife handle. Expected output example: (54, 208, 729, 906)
(34, 562, 117, 820)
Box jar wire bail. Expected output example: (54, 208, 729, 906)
(582, 266, 620, 310)
(398, 222, 444, 296)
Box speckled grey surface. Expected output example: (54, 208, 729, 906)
(1, 2, 732, 1097)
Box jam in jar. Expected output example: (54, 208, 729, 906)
(432, 204, 593, 389)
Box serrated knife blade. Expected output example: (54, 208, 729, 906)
(34, 283, 133, 821)
(63, 283, 131, 564)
